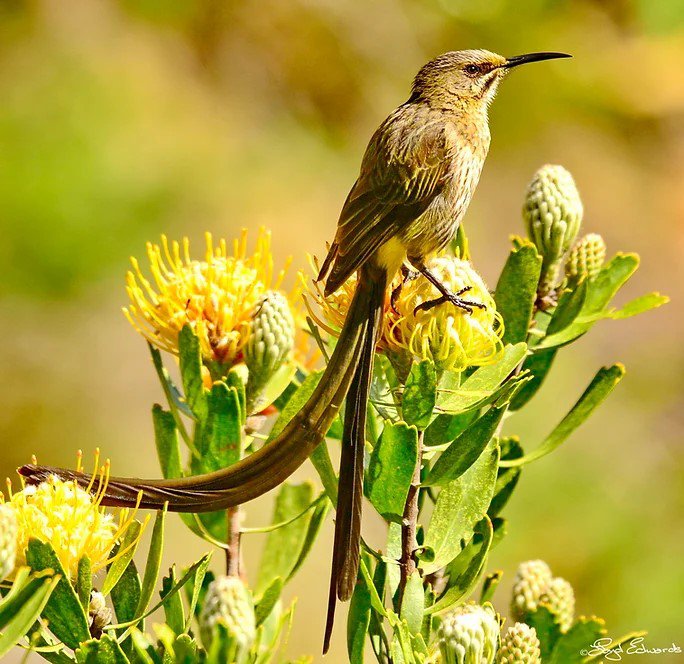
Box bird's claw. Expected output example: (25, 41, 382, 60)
(413, 286, 486, 316)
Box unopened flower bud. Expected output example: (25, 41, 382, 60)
(497, 623, 541, 664)
(539, 577, 575, 633)
(88, 590, 112, 637)
(200, 575, 256, 656)
(244, 291, 295, 413)
(438, 602, 499, 664)
(0, 504, 17, 580)
(510, 560, 553, 622)
(565, 233, 606, 285)
(523, 165, 583, 294)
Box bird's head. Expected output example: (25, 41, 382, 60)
(411, 49, 570, 109)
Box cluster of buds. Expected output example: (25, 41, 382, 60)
(511, 559, 576, 634)
(564, 232, 607, 287)
(496, 623, 541, 664)
(199, 575, 256, 661)
(88, 590, 113, 638)
(437, 602, 500, 664)
(308, 254, 504, 382)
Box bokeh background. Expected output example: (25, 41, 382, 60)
(1, 0, 682, 661)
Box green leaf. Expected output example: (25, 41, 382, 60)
(225, 366, 247, 424)
(134, 508, 166, 623)
(549, 616, 607, 664)
(76, 556, 91, 610)
(547, 279, 589, 335)
(110, 555, 141, 645)
(494, 242, 542, 345)
(267, 371, 321, 441)
(196, 382, 242, 470)
(437, 343, 527, 413)
(160, 566, 185, 636)
(310, 443, 338, 503)
(488, 437, 522, 518)
(427, 517, 493, 614)
(366, 422, 419, 520)
(424, 406, 505, 486)
(0, 572, 59, 658)
(359, 561, 388, 617)
(424, 411, 477, 447)
(527, 606, 563, 661)
(184, 554, 212, 632)
(399, 572, 424, 635)
(422, 439, 499, 574)
(76, 635, 130, 664)
(255, 577, 282, 627)
(607, 292, 669, 319)
(256, 482, 315, 593)
(178, 324, 208, 420)
(102, 520, 143, 596)
(581, 630, 648, 662)
(130, 629, 161, 664)
(402, 360, 436, 429)
(509, 348, 557, 411)
(288, 498, 331, 581)
(152, 405, 182, 480)
(25, 539, 90, 649)
(149, 344, 193, 420)
(479, 570, 502, 604)
(347, 577, 372, 664)
(501, 364, 625, 466)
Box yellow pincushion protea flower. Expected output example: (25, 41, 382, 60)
(4, 455, 143, 579)
(306, 254, 503, 373)
(124, 229, 297, 368)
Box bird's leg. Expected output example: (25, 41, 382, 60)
(412, 264, 487, 315)
(390, 264, 419, 314)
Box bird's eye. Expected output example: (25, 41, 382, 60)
(464, 64, 481, 76)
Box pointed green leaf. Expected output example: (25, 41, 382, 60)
(76, 556, 91, 610)
(102, 520, 143, 596)
(422, 440, 499, 574)
(288, 498, 331, 581)
(149, 344, 193, 420)
(347, 575, 372, 664)
(480, 570, 502, 604)
(255, 577, 282, 627)
(134, 508, 166, 621)
(509, 348, 557, 410)
(195, 382, 242, 470)
(0, 573, 59, 657)
(178, 324, 208, 420)
(256, 482, 315, 593)
(437, 343, 527, 413)
(501, 364, 625, 467)
(402, 360, 436, 429)
(427, 517, 493, 614)
(366, 422, 418, 520)
(160, 566, 185, 635)
(494, 242, 542, 344)
(488, 438, 522, 518)
(267, 371, 321, 441)
(527, 606, 563, 660)
(110, 555, 141, 627)
(549, 616, 607, 663)
(310, 442, 338, 503)
(425, 406, 505, 486)
(225, 366, 247, 425)
(152, 405, 182, 480)
(400, 572, 424, 635)
(608, 292, 669, 319)
(424, 411, 477, 447)
(25, 539, 90, 649)
(547, 279, 589, 335)
(75, 634, 130, 664)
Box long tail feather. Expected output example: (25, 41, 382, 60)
(18, 266, 383, 512)
(323, 265, 387, 654)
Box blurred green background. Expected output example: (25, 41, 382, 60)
(1, 0, 682, 661)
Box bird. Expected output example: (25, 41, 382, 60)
(19, 49, 570, 653)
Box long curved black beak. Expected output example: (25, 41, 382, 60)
(505, 52, 571, 68)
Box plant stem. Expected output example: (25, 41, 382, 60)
(398, 430, 423, 608)
(225, 505, 242, 577)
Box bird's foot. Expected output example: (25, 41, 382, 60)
(413, 286, 486, 315)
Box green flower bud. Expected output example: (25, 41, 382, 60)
(244, 291, 295, 413)
(438, 602, 499, 664)
(539, 577, 575, 633)
(523, 164, 583, 294)
(510, 560, 553, 622)
(0, 503, 17, 581)
(497, 623, 541, 664)
(200, 575, 256, 658)
(565, 233, 606, 285)
(88, 590, 112, 637)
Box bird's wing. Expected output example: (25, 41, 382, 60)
(322, 105, 450, 293)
